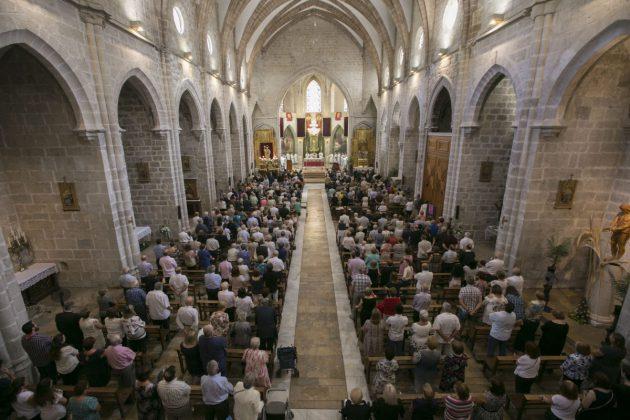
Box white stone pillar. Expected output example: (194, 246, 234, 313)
(0, 231, 31, 379)
(414, 127, 430, 197)
(588, 264, 618, 326)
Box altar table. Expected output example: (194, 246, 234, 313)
(303, 159, 324, 167)
(14, 262, 60, 305)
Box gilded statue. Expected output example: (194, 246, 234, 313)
(263, 145, 272, 159)
(604, 203, 630, 260)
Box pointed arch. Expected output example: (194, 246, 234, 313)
(210, 98, 224, 131)
(114, 68, 168, 130)
(305, 78, 322, 113)
(391, 102, 401, 126)
(407, 95, 421, 131)
(541, 20, 630, 124)
(175, 79, 205, 130)
(465, 64, 523, 125)
(428, 77, 455, 132)
(0, 29, 98, 131)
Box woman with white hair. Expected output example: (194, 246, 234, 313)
(233, 373, 264, 420)
(242, 337, 271, 388)
(411, 310, 432, 351)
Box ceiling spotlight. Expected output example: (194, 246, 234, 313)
(489, 13, 505, 26)
(183, 51, 193, 61)
(130, 20, 144, 32)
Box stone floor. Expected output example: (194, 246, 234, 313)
(289, 188, 348, 409)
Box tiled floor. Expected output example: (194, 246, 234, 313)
(289, 188, 348, 409)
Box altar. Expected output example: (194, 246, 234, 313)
(14, 262, 60, 305)
(303, 158, 325, 167)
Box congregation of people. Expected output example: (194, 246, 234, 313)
(328, 169, 629, 420)
(4, 171, 304, 419)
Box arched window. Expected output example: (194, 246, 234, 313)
(173, 7, 185, 34)
(305, 79, 321, 113)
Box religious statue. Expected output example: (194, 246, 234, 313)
(604, 203, 630, 260)
(318, 152, 323, 159)
(263, 145, 272, 159)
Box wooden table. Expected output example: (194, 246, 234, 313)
(14, 262, 60, 305)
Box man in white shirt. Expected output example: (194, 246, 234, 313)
(146, 282, 171, 328)
(159, 251, 178, 279)
(119, 267, 137, 289)
(339, 212, 350, 227)
(227, 244, 239, 262)
(415, 263, 433, 290)
(417, 236, 433, 259)
(488, 302, 516, 356)
(432, 302, 461, 355)
(176, 296, 199, 330)
(169, 267, 189, 305)
(268, 251, 285, 273)
(233, 373, 264, 420)
(206, 236, 220, 256)
(178, 230, 193, 244)
(506, 267, 524, 295)
(191, 212, 202, 228)
(157, 365, 192, 418)
(459, 232, 474, 250)
(385, 304, 408, 355)
(483, 252, 505, 277)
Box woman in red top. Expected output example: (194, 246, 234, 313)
(377, 287, 401, 317)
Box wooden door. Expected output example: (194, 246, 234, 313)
(421, 135, 451, 216)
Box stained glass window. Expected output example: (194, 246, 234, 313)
(306, 79, 321, 113)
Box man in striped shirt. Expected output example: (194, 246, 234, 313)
(21, 321, 56, 380)
(157, 365, 192, 418)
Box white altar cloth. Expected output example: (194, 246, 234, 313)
(14, 262, 59, 291)
(135, 226, 152, 241)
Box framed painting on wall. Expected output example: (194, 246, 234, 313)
(181, 155, 192, 172)
(554, 179, 578, 209)
(58, 182, 80, 211)
(136, 162, 150, 183)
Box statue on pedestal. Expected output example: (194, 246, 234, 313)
(604, 204, 630, 260)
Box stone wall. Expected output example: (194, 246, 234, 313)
(457, 77, 516, 238)
(118, 83, 179, 234)
(0, 47, 120, 285)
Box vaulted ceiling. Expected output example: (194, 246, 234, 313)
(212, 0, 421, 82)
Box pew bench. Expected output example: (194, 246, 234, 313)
(511, 394, 551, 420)
(483, 355, 566, 379)
(58, 383, 133, 417)
(365, 355, 414, 383)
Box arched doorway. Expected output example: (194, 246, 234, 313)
(118, 79, 178, 235)
(460, 74, 518, 240)
(178, 91, 210, 216)
(421, 86, 453, 217)
(402, 97, 421, 190)
(387, 103, 401, 177)
(210, 99, 228, 195)
(229, 104, 242, 184)
(0, 45, 118, 285)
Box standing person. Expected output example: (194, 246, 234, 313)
(146, 282, 171, 329)
(372, 383, 405, 420)
(543, 380, 580, 420)
(66, 381, 101, 420)
(514, 341, 541, 393)
(411, 383, 438, 420)
(361, 309, 386, 357)
(410, 310, 432, 352)
(412, 336, 441, 391)
(254, 299, 277, 351)
(578, 372, 616, 419)
(458, 278, 483, 323)
(590, 332, 627, 385)
(432, 303, 461, 355)
(176, 296, 199, 331)
(169, 268, 189, 305)
(79, 310, 106, 350)
(153, 239, 167, 267)
(201, 360, 233, 420)
(538, 311, 569, 356)
(444, 381, 474, 420)
(125, 282, 148, 321)
(242, 337, 271, 388)
(102, 334, 136, 387)
(32, 377, 67, 420)
(21, 321, 56, 381)
(473, 378, 507, 420)
(439, 341, 468, 391)
(487, 302, 516, 357)
(341, 388, 372, 420)
(560, 342, 592, 389)
(134, 369, 161, 420)
(50, 334, 81, 385)
(386, 304, 408, 356)
(180, 331, 204, 384)
(356, 288, 378, 327)
(199, 325, 228, 376)
(481, 285, 508, 325)
(372, 348, 399, 395)
(204, 265, 222, 300)
(55, 302, 84, 350)
(233, 373, 264, 420)
(80, 337, 110, 387)
(350, 267, 372, 307)
(9, 377, 41, 419)
(104, 308, 124, 344)
(122, 307, 147, 353)
(159, 251, 178, 281)
(157, 365, 192, 419)
(543, 265, 556, 311)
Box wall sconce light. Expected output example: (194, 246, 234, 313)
(129, 21, 144, 32)
(438, 48, 448, 56)
(183, 51, 193, 61)
(489, 14, 505, 26)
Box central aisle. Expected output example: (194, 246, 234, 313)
(289, 188, 347, 409)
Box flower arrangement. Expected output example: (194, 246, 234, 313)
(7, 226, 34, 271)
(159, 223, 171, 240)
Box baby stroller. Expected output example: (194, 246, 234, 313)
(264, 388, 294, 420)
(276, 346, 299, 377)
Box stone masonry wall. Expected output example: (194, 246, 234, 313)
(457, 77, 516, 239)
(118, 83, 179, 234)
(0, 47, 119, 286)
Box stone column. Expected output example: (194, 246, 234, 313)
(0, 231, 31, 379)
(192, 128, 213, 211)
(153, 128, 188, 230)
(414, 127, 430, 197)
(588, 264, 618, 326)
(447, 125, 479, 220)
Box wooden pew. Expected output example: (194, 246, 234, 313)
(469, 325, 521, 355)
(397, 392, 486, 408)
(438, 287, 461, 302)
(197, 299, 220, 320)
(483, 355, 566, 378)
(58, 383, 133, 417)
(511, 394, 551, 420)
(145, 324, 169, 351)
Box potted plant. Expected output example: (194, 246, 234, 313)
(546, 235, 571, 265)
